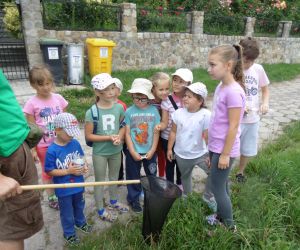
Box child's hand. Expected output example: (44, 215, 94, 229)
(131, 151, 142, 161)
(206, 156, 211, 168)
(144, 150, 155, 160)
(82, 164, 89, 175)
(111, 135, 121, 145)
(260, 103, 269, 115)
(67, 162, 83, 176)
(218, 154, 230, 169)
(154, 124, 161, 133)
(167, 150, 173, 162)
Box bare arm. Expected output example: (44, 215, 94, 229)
(146, 128, 160, 160)
(260, 85, 270, 114)
(48, 162, 84, 176)
(0, 173, 22, 199)
(203, 129, 208, 145)
(155, 109, 169, 132)
(167, 123, 177, 162)
(25, 114, 39, 161)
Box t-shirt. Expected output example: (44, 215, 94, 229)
(172, 108, 211, 159)
(45, 139, 84, 197)
(125, 104, 160, 154)
(160, 93, 183, 140)
(117, 99, 127, 111)
(208, 82, 245, 158)
(23, 93, 68, 148)
(85, 103, 125, 156)
(0, 70, 29, 157)
(242, 63, 270, 123)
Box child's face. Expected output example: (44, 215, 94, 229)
(132, 93, 149, 109)
(32, 80, 53, 98)
(95, 84, 116, 103)
(114, 87, 121, 99)
(152, 79, 170, 101)
(172, 76, 189, 95)
(243, 57, 254, 70)
(55, 128, 72, 143)
(183, 89, 203, 112)
(207, 53, 230, 81)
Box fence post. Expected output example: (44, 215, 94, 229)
(20, 0, 43, 67)
(120, 3, 137, 36)
(190, 11, 204, 35)
(277, 21, 292, 38)
(244, 17, 256, 37)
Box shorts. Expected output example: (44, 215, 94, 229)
(36, 146, 52, 181)
(0, 142, 44, 241)
(240, 122, 259, 157)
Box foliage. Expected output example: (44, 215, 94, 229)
(3, 3, 22, 39)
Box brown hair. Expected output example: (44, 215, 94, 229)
(184, 88, 207, 109)
(209, 44, 245, 92)
(29, 65, 54, 87)
(239, 37, 260, 61)
(150, 72, 170, 88)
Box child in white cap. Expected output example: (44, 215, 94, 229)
(158, 68, 193, 188)
(45, 112, 92, 246)
(84, 73, 129, 222)
(125, 78, 161, 213)
(167, 83, 214, 206)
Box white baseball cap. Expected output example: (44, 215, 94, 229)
(91, 73, 115, 90)
(54, 113, 81, 137)
(113, 77, 123, 92)
(185, 82, 208, 99)
(127, 78, 155, 99)
(172, 68, 193, 83)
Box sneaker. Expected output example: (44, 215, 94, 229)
(107, 201, 129, 213)
(202, 195, 217, 213)
(206, 213, 221, 226)
(75, 223, 93, 234)
(236, 173, 246, 183)
(98, 209, 118, 222)
(130, 202, 142, 213)
(64, 235, 80, 246)
(48, 195, 59, 210)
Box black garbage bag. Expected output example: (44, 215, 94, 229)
(141, 176, 182, 243)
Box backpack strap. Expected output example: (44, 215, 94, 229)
(168, 95, 178, 110)
(91, 104, 99, 134)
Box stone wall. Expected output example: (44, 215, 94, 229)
(21, 0, 300, 72)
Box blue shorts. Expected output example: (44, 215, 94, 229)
(240, 122, 259, 157)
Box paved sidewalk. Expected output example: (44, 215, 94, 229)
(9, 77, 300, 250)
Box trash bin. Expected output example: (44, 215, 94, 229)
(86, 38, 116, 76)
(67, 43, 84, 85)
(141, 176, 182, 244)
(39, 38, 64, 86)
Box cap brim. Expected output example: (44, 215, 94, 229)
(171, 73, 190, 83)
(65, 127, 81, 137)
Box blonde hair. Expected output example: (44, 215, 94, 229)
(29, 65, 54, 87)
(209, 44, 245, 92)
(150, 72, 170, 88)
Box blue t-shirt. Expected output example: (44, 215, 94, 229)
(125, 104, 160, 154)
(45, 139, 85, 197)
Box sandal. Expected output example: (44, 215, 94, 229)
(48, 195, 59, 210)
(107, 201, 129, 213)
(236, 173, 246, 183)
(98, 209, 118, 222)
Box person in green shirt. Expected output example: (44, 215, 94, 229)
(0, 69, 43, 250)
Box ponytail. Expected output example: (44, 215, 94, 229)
(232, 44, 245, 92)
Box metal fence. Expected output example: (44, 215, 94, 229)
(254, 18, 279, 37)
(0, 2, 29, 80)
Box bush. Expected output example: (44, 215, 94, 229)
(3, 3, 22, 39)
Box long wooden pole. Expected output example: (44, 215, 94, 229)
(21, 180, 141, 191)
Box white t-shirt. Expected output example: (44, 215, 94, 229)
(172, 108, 211, 159)
(243, 63, 270, 123)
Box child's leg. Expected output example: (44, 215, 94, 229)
(175, 155, 195, 195)
(157, 138, 166, 177)
(107, 152, 122, 201)
(175, 164, 182, 185)
(209, 152, 235, 227)
(58, 195, 76, 237)
(72, 192, 86, 227)
(161, 138, 176, 183)
(92, 154, 108, 210)
(142, 153, 157, 176)
(196, 153, 214, 198)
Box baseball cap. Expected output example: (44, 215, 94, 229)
(113, 77, 123, 92)
(172, 68, 193, 83)
(185, 82, 208, 99)
(91, 73, 115, 90)
(127, 78, 155, 99)
(54, 113, 81, 137)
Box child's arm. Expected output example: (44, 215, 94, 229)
(219, 107, 242, 169)
(47, 162, 83, 176)
(25, 114, 39, 162)
(155, 109, 169, 132)
(85, 122, 117, 143)
(125, 125, 142, 161)
(260, 85, 269, 114)
(202, 129, 208, 145)
(167, 123, 177, 162)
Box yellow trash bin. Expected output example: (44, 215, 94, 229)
(86, 38, 116, 76)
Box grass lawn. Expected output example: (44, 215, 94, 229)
(70, 121, 300, 249)
(60, 63, 300, 121)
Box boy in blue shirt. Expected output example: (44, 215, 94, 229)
(125, 78, 161, 213)
(45, 112, 92, 246)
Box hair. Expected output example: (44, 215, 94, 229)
(150, 72, 170, 89)
(185, 88, 207, 109)
(209, 44, 245, 92)
(239, 37, 260, 61)
(29, 65, 54, 87)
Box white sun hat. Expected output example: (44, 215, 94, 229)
(185, 82, 208, 99)
(172, 68, 193, 83)
(127, 78, 155, 99)
(113, 77, 123, 93)
(54, 113, 81, 137)
(91, 73, 115, 90)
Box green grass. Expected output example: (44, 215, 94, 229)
(60, 63, 300, 121)
(69, 121, 300, 249)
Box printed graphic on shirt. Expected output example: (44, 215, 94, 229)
(55, 150, 82, 170)
(102, 114, 116, 134)
(40, 106, 62, 140)
(245, 75, 259, 114)
(131, 114, 155, 145)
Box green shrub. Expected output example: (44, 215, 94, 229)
(3, 3, 22, 39)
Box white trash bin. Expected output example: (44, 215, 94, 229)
(67, 43, 84, 85)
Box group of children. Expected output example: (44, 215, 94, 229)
(23, 37, 269, 244)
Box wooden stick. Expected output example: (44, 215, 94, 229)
(21, 180, 141, 191)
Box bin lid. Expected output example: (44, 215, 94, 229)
(39, 38, 64, 45)
(86, 38, 116, 47)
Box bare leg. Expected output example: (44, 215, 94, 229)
(237, 155, 250, 176)
(0, 240, 24, 250)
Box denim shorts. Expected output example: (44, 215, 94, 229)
(0, 142, 44, 240)
(240, 122, 260, 157)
